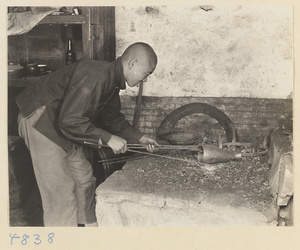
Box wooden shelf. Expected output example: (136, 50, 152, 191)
(39, 15, 85, 24)
(8, 7, 115, 71)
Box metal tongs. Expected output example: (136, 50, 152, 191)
(83, 141, 202, 164)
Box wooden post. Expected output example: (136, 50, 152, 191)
(82, 7, 92, 60)
(90, 7, 116, 61)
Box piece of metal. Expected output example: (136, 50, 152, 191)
(126, 148, 200, 165)
(127, 144, 200, 151)
(98, 154, 149, 165)
(84, 141, 200, 165)
(240, 148, 269, 157)
(197, 145, 242, 164)
(223, 142, 253, 147)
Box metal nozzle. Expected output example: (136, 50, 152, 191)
(197, 145, 242, 164)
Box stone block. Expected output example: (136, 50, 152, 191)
(277, 153, 293, 206)
(268, 128, 293, 202)
(279, 196, 293, 226)
(96, 157, 277, 227)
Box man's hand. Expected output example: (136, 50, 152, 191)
(107, 135, 127, 154)
(139, 135, 159, 153)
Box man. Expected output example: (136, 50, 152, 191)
(16, 42, 158, 227)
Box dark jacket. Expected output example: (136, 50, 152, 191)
(16, 57, 144, 152)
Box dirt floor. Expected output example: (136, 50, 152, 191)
(8, 140, 43, 227)
(9, 170, 43, 227)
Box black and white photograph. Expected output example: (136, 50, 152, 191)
(4, 2, 298, 249)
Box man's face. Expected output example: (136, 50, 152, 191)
(125, 60, 156, 87)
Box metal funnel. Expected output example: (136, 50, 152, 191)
(197, 145, 242, 164)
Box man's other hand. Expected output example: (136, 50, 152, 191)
(139, 135, 159, 153)
(107, 135, 127, 154)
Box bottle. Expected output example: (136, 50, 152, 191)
(65, 38, 76, 65)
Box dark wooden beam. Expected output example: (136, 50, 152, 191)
(82, 7, 92, 60)
(91, 7, 116, 61)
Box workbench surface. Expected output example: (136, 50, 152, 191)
(95, 151, 277, 226)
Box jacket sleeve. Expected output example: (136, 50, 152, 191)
(58, 61, 112, 145)
(93, 89, 145, 144)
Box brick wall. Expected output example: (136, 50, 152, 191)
(120, 96, 292, 143)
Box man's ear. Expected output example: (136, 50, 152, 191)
(128, 58, 137, 69)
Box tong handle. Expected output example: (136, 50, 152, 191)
(84, 141, 199, 151)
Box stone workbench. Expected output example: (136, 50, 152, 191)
(95, 150, 278, 227)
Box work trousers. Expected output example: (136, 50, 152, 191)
(18, 106, 97, 226)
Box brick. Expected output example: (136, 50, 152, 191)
(217, 104, 241, 112)
(234, 116, 267, 125)
(138, 116, 146, 122)
(140, 121, 153, 128)
(141, 109, 160, 116)
(256, 112, 281, 119)
(121, 102, 136, 109)
(144, 115, 159, 122)
(234, 105, 255, 112)
(121, 109, 134, 116)
(167, 103, 177, 110)
(142, 128, 155, 134)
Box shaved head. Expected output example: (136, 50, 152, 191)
(121, 42, 158, 87)
(122, 42, 158, 69)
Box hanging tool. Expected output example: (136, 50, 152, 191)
(133, 82, 143, 128)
